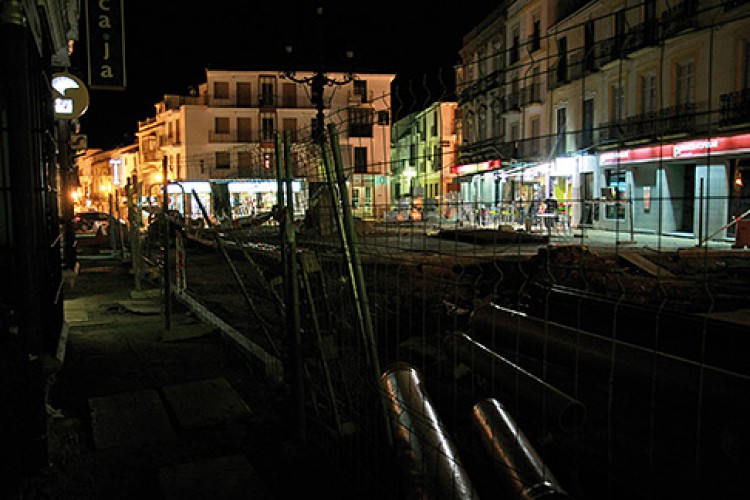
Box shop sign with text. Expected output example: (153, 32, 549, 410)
(86, 0, 127, 90)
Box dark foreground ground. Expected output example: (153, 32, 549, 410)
(22, 256, 383, 500)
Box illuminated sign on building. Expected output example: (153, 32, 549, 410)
(600, 134, 750, 165)
(86, 0, 127, 90)
(450, 159, 502, 175)
(51, 73, 89, 119)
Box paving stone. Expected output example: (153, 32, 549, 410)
(158, 454, 273, 500)
(162, 377, 252, 429)
(89, 389, 177, 449)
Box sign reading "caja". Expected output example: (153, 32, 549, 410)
(85, 0, 127, 90)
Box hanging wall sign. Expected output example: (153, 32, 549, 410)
(51, 73, 89, 119)
(85, 0, 127, 90)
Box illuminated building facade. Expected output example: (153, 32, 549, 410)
(455, 0, 750, 241)
(390, 102, 459, 219)
(134, 69, 395, 220)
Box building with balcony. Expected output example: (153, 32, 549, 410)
(390, 102, 459, 219)
(456, 0, 750, 241)
(134, 69, 394, 220)
(550, 0, 750, 239)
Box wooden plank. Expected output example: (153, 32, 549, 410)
(619, 251, 676, 278)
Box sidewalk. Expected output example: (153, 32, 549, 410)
(32, 257, 317, 499)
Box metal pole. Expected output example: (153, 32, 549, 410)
(284, 131, 305, 442)
(326, 122, 391, 443)
(162, 157, 171, 330)
(127, 175, 142, 291)
(697, 177, 704, 246)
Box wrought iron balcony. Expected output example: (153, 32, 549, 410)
(720, 89, 750, 128)
(600, 102, 699, 145)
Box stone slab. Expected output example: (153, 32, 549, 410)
(89, 389, 176, 449)
(158, 454, 272, 500)
(116, 299, 161, 315)
(162, 377, 252, 429)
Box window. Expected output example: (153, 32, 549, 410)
(478, 107, 487, 140)
(556, 107, 567, 156)
(605, 170, 627, 220)
(611, 84, 625, 121)
(584, 20, 595, 71)
(557, 37, 568, 83)
(530, 117, 540, 155)
(215, 151, 230, 169)
(433, 145, 442, 170)
(214, 117, 230, 134)
(260, 114, 275, 141)
(354, 146, 367, 173)
(510, 122, 519, 155)
(641, 74, 657, 114)
(352, 188, 360, 208)
(583, 98, 594, 148)
(510, 26, 520, 64)
(364, 186, 372, 209)
(237, 82, 252, 106)
(431, 111, 438, 136)
(282, 118, 297, 142)
(531, 15, 541, 52)
(377, 110, 390, 125)
(353, 80, 367, 103)
(259, 76, 275, 106)
(214, 81, 229, 99)
(237, 117, 252, 142)
(676, 61, 695, 106)
(349, 108, 373, 137)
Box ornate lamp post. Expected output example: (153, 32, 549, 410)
(279, 5, 355, 144)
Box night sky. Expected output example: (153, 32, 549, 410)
(73, 0, 499, 150)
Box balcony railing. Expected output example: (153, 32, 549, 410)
(208, 130, 293, 143)
(660, 0, 698, 39)
(720, 89, 750, 127)
(600, 102, 699, 144)
(203, 93, 315, 109)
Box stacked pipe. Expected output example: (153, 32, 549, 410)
(472, 398, 571, 499)
(443, 332, 586, 433)
(381, 362, 479, 500)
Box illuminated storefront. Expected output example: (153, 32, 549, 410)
(598, 133, 750, 239)
(163, 179, 306, 220)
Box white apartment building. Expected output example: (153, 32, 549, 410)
(135, 69, 395, 220)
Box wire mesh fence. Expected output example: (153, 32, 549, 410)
(123, 19, 750, 494)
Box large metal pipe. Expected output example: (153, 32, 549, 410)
(472, 398, 571, 499)
(444, 332, 586, 432)
(381, 362, 479, 500)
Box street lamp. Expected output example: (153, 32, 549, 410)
(279, 5, 356, 144)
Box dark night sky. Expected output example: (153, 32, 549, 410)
(74, 1, 500, 150)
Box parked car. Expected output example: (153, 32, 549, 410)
(73, 211, 110, 235)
